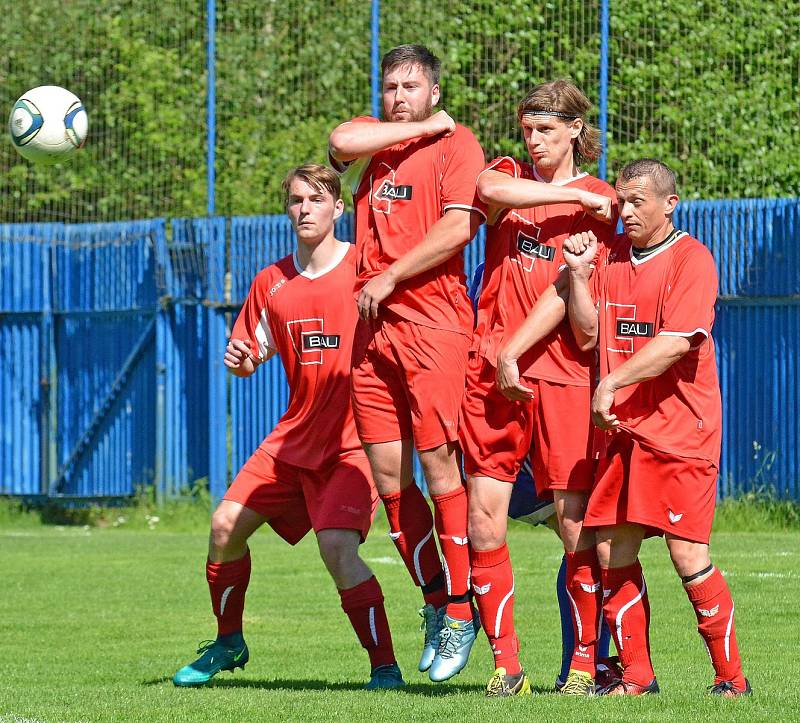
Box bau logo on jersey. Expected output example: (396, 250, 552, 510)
(287, 318, 340, 364)
(302, 333, 341, 350)
(370, 163, 412, 214)
(516, 231, 555, 262)
(616, 320, 655, 337)
(376, 181, 413, 201)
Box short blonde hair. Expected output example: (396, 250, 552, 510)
(281, 164, 341, 207)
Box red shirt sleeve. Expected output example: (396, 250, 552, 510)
(659, 240, 718, 348)
(231, 271, 274, 360)
(440, 126, 488, 219)
(328, 116, 380, 173)
(479, 155, 520, 179)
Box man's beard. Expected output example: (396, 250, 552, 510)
(391, 99, 434, 122)
(408, 101, 434, 122)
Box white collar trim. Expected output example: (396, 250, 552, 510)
(293, 241, 350, 279)
(629, 231, 687, 266)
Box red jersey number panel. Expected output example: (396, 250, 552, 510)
(595, 233, 722, 464)
(230, 244, 362, 469)
(344, 116, 487, 334)
(473, 156, 618, 385)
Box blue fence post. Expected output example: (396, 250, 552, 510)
(370, 0, 380, 118)
(598, 0, 610, 181)
(155, 311, 167, 504)
(154, 220, 173, 503)
(39, 226, 55, 495)
(207, 220, 228, 503)
(207, 0, 217, 216)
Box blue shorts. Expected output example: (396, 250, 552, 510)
(508, 459, 556, 526)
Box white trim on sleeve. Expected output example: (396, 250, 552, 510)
(443, 203, 487, 220)
(658, 328, 709, 350)
(255, 309, 277, 360)
(477, 155, 519, 181)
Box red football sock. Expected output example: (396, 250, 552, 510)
(685, 568, 746, 688)
(207, 552, 251, 637)
(382, 485, 447, 608)
(430, 486, 472, 620)
(471, 543, 521, 675)
(601, 561, 654, 686)
(566, 548, 603, 675)
(339, 576, 397, 670)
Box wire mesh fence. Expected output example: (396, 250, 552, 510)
(1, 0, 799, 224)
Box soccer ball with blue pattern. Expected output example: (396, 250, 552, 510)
(8, 85, 88, 165)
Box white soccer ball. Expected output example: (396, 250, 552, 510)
(8, 85, 88, 165)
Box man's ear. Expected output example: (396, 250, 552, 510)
(664, 193, 679, 216)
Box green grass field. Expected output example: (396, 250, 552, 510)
(2, 510, 799, 722)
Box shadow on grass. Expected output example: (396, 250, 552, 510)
(143, 676, 553, 696)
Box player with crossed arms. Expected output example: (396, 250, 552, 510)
(462, 79, 618, 696)
(329, 44, 486, 682)
(173, 164, 404, 690)
(562, 158, 750, 696)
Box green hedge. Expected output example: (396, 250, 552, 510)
(1, 0, 797, 222)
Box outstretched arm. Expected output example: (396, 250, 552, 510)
(329, 111, 456, 163)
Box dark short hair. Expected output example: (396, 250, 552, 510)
(281, 164, 341, 207)
(517, 79, 601, 163)
(617, 158, 677, 197)
(381, 44, 441, 86)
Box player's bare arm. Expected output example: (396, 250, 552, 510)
(224, 338, 267, 378)
(356, 208, 482, 319)
(495, 282, 567, 401)
(563, 230, 600, 351)
(592, 334, 692, 430)
(329, 111, 455, 163)
(477, 170, 613, 224)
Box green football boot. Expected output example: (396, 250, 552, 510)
(364, 663, 406, 690)
(173, 638, 249, 687)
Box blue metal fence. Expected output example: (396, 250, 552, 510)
(1, 200, 798, 502)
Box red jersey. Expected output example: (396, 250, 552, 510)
(338, 116, 486, 335)
(230, 243, 361, 469)
(472, 156, 617, 385)
(592, 231, 722, 464)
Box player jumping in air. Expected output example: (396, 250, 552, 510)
(462, 80, 617, 696)
(328, 44, 486, 682)
(563, 158, 750, 696)
(173, 164, 404, 690)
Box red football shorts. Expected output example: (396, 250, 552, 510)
(584, 433, 718, 544)
(351, 312, 469, 451)
(224, 447, 379, 545)
(460, 353, 534, 482)
(530, 379, 594, 497)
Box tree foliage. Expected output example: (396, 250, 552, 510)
(1, 0, 798, 222)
